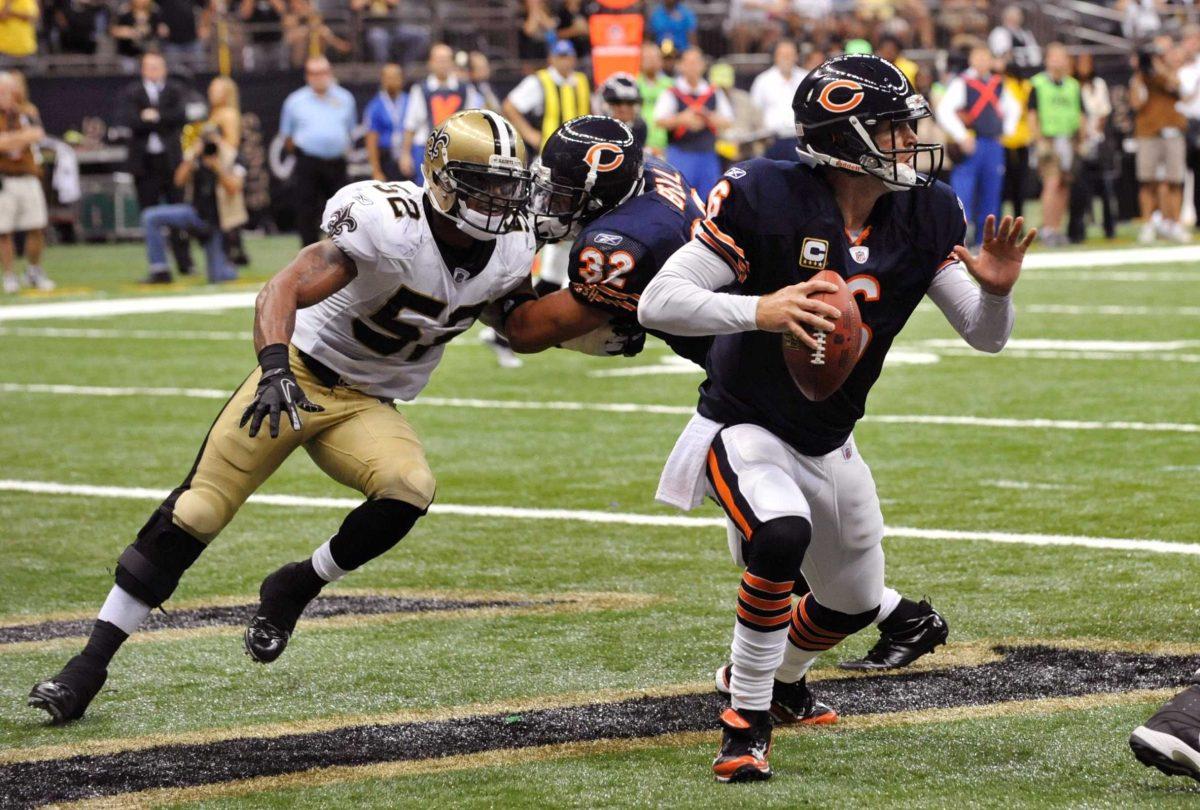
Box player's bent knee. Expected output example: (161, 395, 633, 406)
(367, 462, 436, 510)
(745, 515, 811, 582)
(116, 511, 207, 608)
(172, 488, 237, 543)
(329, 498, 426, 571)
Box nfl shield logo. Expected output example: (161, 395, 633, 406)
(850, 245, 870, 264)
(452, 267, 471, 283)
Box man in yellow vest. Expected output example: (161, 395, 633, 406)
(503, 40, 591, 155)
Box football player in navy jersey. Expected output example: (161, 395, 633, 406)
(509, 114, 953, 676)
(639, 54, 1036, 782)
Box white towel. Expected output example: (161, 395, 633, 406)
(655, 412, 724, 510)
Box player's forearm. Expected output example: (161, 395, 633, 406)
(926, 262, 1014, 353)
(505, 290, 610, 353)
(639, 240, 758, 336)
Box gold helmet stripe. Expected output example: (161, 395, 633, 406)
(481, 108, 517, 159)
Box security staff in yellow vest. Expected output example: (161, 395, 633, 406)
(503, 39, 591, 154)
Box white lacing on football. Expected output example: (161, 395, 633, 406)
(810, 330, 827, 365)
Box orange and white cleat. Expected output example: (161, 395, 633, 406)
(713, 707, 773, 783)
(715, 663, 839, 726)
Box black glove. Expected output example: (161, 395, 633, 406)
(239, 344, 324, 438)
(610, 320, 646, 357)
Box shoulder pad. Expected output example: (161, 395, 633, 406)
(322, 181, 424, 263)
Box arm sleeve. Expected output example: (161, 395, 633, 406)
(279, 94, 296, 138)
(935, 78, 969, 143)
(568, 233, 654, 317)
(926, 262, 1015, 353)
(638, 239, 759, 335)
(505, 76, 542, 115)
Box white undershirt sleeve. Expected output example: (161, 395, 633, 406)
(926, 261, 1015, 353)
(638, 240, 760, 336)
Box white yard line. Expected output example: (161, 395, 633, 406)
(0, 326, 252, 341)
(1, 478, 1196, 556)
(2, 383, 1196, 434)
(0, 292, 258, 322)
(1021, 244, 1200, 269)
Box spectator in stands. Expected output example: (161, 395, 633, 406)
(49, 0, 103, 55)
(503, 39, 590, 155)
(112, 0, 170, 66)
(469, 51, 502, 112)
(936, 44, 1021, 245)
(750, 39, 805, 160)
(120, 52, 193, 276)
(403, 43, 484, 179)
(648, 0, 697, 52)
(0, 0, 38, 64)
(364, 63, 407, 182)
(1130, 35, 1189, 243)
(1070, 51, 1115, 241)
(140, 122, 245, 283)
(1029, 43, 1083, 246)
(0, 73, 51, 294)
(556, 0, 591, 63)
(280, 55, 355, 245)
(987, 5, 1041, 77)
(352, 0, 429, 67)
(158, 0, 208, 64)
(1177, 26, 1200, 233)
(518, 0, 555, 65)
(725, 0, 783, 55)
(1000, 57, 1033, 220)
(286, 1, 351, 68)
(653, 46, 732, 198)
(638, 41, 673, 157)
(239, 0, 289, 71)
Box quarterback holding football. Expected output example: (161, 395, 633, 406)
(28, 110, 541, 723)
(638, 54, 1036, 782)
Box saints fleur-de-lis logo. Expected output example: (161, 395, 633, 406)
(325, 203, 358, 237)
(427, 128, 450, 162)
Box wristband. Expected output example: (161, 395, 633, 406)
(257, 343, 291, 375)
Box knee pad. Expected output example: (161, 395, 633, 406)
(745, 516, 811, 583)
(328, 498, 425, 571)
(116, 511, 207, 608)
(368, 462, 436, 511)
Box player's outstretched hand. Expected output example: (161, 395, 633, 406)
(240, 362, 324, 439)
(952, 214, 1036, 297)
(755, 278, 842, 350)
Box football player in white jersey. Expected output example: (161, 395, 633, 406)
(29, 110, 541, 724)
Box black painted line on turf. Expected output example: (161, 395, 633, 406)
(0, 595, 560, 645)
(3, 646, 1197, 808)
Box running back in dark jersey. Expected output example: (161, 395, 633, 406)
(693, 157, 967, 455)
(567, 156, 712, 365)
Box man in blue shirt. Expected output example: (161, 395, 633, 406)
(280, 56, 357, 245)
(363, 63, 408, 183)
(648, 0, 697, 52)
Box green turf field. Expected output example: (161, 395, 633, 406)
(0, 234, 1197, 807)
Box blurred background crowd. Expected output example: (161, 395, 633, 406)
(4, 0, 1200, 292)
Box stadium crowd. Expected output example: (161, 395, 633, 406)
(8, 0, 1200, 292)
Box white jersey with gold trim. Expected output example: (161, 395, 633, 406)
(292, 180, 536, 400)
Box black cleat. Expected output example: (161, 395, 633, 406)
(715, 663, 838, 726)
(838, 599, 948, 671)
(244, 561, 325, 664)
(713, 707, 773, 783)
(28, 655, 107, 723)
(1130, 685, 1200, 782)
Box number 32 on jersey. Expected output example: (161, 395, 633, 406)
(577, 247, 635, 288)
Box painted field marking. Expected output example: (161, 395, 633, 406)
(1021, 244, 1200, 269)
(0, 291, 258, 322)
(2, 382, 1197, 434)
(0, 326, 252, 341)
(1, 479, 1197, 556)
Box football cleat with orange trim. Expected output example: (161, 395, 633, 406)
(715, 664, 839, 726)
(713, 707, 773, 783)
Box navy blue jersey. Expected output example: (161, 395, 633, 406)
(568, 156, 712, 365)
(694, 158, 967, 455)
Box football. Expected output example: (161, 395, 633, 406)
(781, 270, 863, 401)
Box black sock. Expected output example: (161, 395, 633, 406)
(878, 597, 926, 634)
(79, 620, 128, 669)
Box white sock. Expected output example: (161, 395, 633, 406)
(729, 620, 789, 711)
(874, 587, 902, 626)
(774, 639, 821, 684)
(311, 537, 348, 583)
(96, 585, 152, 635)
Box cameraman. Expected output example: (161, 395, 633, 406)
(1131, 35, 1189, 243)
(139, 126, 247, 284)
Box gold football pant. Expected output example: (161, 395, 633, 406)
(167, 345, 435, 544)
